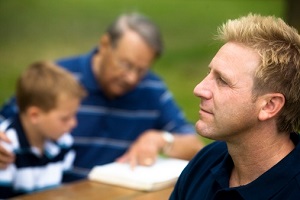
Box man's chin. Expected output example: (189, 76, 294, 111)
(195, 121, 212, 136)
(108, 89, 129, 98)
(106, 84, 135, 98)
(117, 86, 135, 95)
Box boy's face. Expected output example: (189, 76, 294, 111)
(34, 94, 80, 141)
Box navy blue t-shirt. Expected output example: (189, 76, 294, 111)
(170, 133, 300, 200)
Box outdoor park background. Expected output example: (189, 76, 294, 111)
(0, 1, 285, 143)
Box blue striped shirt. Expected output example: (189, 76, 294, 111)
(0, 116, 75, 198)
(0, 48, 195, 181)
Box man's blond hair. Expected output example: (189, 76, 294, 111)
(217, 13, 300, 132)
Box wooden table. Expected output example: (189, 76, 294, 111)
(11, 180, 174, 200)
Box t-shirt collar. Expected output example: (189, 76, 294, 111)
(211, 133, 300, 199)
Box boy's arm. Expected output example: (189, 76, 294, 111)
(0, 97, 18, 123)
(0, 132, 15, 169)
(0, 143, 17, 198)
(0, 97, 17, 168)
(0, 166, 17, 199)
(0, 184, 16, 199)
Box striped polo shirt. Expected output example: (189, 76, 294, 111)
(0, 48, 195, 182)
(0, 116, 75, 198)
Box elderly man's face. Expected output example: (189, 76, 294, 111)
(95, 30, 156, 98)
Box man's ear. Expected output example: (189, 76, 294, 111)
(258, 93, 285, 121)
(99, 34, 111, 50)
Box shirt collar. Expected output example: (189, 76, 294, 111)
(80, 48, 102, 92)
(211, 133, 300, 199)
(14, 116, 63, 159)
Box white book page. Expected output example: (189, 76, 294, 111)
(88, 157, 188, 191)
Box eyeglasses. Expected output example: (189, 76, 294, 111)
(111, 51, 149, 77)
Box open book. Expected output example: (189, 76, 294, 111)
(88, 157, 188, 191)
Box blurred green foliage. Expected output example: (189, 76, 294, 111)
(0, 1, 284, 143)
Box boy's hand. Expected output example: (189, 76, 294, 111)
(0, 131, 15, 169)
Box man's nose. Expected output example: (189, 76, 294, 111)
(193, 76, 212, 99)
(124, 70, 140, 85)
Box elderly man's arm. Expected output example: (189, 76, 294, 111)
(116, 129, 205, 168)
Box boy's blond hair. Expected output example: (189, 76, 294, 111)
(16, 61, 86, 113)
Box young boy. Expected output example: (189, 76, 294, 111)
(0, 61, 86, 198)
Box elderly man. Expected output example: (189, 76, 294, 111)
(0, 12, 204, 181)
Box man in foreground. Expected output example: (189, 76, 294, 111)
(170, 13, 300, 199)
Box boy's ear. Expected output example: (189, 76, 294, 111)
(258, 93, 285, 121)
(27, 106, 42, 124)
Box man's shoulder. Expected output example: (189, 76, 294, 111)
(139, 71, 167, 90)
(143, 71, 164, 81)
(55, 49, 95, 72)
(56, 53, 86, 71)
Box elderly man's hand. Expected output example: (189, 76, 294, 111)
(116, 129, 166, 169)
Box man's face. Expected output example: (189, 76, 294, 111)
(193, 42, 261, 142)
(96, 30, 156, 98)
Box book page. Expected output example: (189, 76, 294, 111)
(88, 157, 188, 191)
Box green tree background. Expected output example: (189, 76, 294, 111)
(0, 0, 284, 132)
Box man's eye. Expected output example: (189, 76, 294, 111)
(119, 60, 132, 70)
(217, 77, 227, 85)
